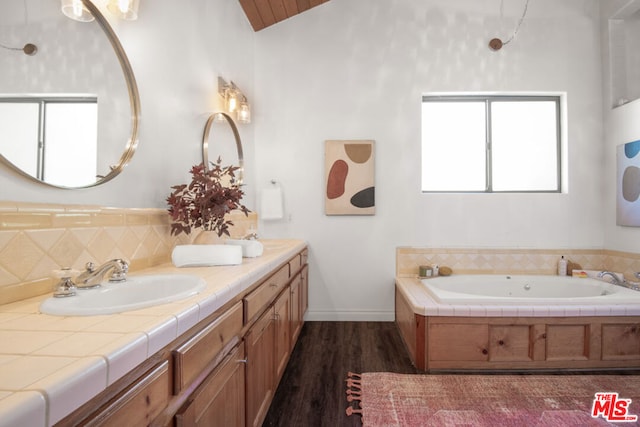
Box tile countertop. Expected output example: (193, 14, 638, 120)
(0, 239, 307, 427)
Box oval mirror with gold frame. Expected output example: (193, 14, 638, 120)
(0, 0, 140, 189)
(202, 112, 244, 185)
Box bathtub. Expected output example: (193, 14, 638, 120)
(395, 274, 640, 372)
(422, 274, 640, 305)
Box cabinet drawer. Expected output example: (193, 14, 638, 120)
(244, 265, 289, 322)
(174, 301, 243, 392)
(175, 343, 246, 427)
(289, 254, 302, 275)
(86, 361, 170, 426)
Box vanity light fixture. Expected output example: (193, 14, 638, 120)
(61, 0, 141, 22)
(218, 77, 251, 124)
(107, 0, 140, 21)
(61, 0, 95, 22)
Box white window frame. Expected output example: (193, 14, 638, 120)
(421, 94, 563, 193)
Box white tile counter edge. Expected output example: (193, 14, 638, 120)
(0, 239, 306, 427)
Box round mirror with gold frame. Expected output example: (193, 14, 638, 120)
(0, 0, 140, 189)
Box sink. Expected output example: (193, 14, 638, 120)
(39, 274, 207, 316)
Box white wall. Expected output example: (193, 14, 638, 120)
(0, 0, 257, 209)
(0, 0, 619, 321)
(600, 0, 640, 253)
(254, 0, 606, 320)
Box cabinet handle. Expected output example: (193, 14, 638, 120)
(238, 357, 248, 364)
(498, 340, 505, 346)
(481, 348, 488, 355)
(269, 283, 278, 288)
(541, 333, 547, 339)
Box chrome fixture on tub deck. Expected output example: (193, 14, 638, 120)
(76, 259, 129, 289)
(598, 271, 640, 291)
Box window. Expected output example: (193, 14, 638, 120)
(421, 95, 561, 192)
(0, 96, 98, 187)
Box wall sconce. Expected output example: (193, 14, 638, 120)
(61, 0, 141, 22)
(218, 77, 251, 124)
(107, 0, 140, 21)
(61, 0, 95, 22)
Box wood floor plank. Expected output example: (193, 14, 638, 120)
(263, 321, 417, 426)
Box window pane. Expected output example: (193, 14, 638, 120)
(44, 102, 98, 187)
(421, 101, 486, 191)
(0, 102, 40, 176)
(491, 101, 558, 191)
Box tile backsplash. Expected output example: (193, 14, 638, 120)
(397, 247, 640, 280)
(0, 201, 257, 305)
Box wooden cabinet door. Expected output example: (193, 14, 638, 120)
(274, 287, 291, 382)
(175, 343, 246, 427)
(429, 324, 489, 361)
(290, 273, 302, 346)
(488, 325, 534, 362)
(602, 323, 640, 361)
(245, 307, 275, 427)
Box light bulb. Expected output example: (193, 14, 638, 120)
(226, 89, 238, 113)
(61, 0, 95, 22)
(238, 101, 251, 123)
(118, 0, 130, 13)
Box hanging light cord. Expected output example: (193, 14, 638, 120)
(0, 0, 37, 55)
(502, 0, 530, 46)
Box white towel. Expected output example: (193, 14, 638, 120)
(260, 186, 284, 220)
(171, 244, 242, 267)
(225, 239, 264, 258)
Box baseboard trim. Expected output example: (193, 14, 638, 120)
(305, 310, 394, 322)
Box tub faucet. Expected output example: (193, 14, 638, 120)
(597, 271, 623, 286)
(76, 259, 129, 289)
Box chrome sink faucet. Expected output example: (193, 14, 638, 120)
(76, 259, 129, 289)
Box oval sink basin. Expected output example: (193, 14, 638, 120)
(40, 274, 206, 316)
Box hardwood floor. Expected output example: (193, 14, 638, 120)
(262, 321, 418, 427)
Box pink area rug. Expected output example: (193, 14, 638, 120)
(345, 372, 640, 426)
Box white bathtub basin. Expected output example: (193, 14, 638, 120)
(39, 274, 206, 316)
(422, 275, 640, 305)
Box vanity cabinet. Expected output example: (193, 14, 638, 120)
(57, 245, 308, 427)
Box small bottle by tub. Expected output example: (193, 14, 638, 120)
(557, 256, 568, 276)
(419, 265, 433, 278)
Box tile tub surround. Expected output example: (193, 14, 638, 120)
(396, 247, 640, 281)
(0, 238, 306, 427)
(0, 201, 258, 305)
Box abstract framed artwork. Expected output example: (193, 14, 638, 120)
(325, 140, 375, 215)
(617, 139, 640, 226)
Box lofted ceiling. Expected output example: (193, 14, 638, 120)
(239, 0, 331, 31)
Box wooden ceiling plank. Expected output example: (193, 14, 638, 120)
(296, 0, 311, 13)
(282, 0, 299, 17)
(239, 0, 265, 31)
(270, 0, 288, 22)
(255, 0, 277, 28)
